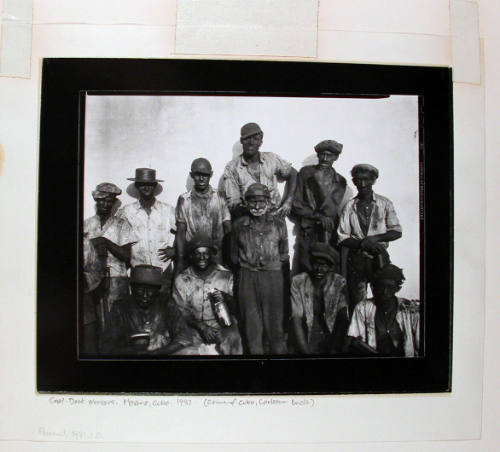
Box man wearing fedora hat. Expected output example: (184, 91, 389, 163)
(172, 233, 243, 355)
(222, 122, 298, 219)
(102, 265, 195, 355)
(292, 139, 351, 275)
(175, 158, 231, 274)
(83, 182, 136, 353)
(117, 168, 176, 292)
(290, 242, 349, 355)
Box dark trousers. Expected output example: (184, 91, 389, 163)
(238, 269, 287, 355)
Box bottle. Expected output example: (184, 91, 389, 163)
(210, 290, 232, 327)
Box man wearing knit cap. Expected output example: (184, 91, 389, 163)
(230, 183, 289, 354)
(338, 164, 402, 313)
(222, 122, 297, 218)
(292, 139, 351, 274)
(290, 242, 349, 354)
(83, 182, 136, 354)
(346, 264, 420, 357)
(117, 168, 176, 292)
(175, 158, 231, 274)
(172, 233, 243, 355)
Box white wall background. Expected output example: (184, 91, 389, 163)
(85, 94, 419, 298)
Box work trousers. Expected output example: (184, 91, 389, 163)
(238, 269, 287, 354)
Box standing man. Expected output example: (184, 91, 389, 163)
(175, 158, 231, 274)
(83, 182, 136, 353)
(292, 139, 350, 274)
(290, 243, 349, 355)
(172, 234, 243, 355)
(117, 168, 176, 292)
(338, 164, 402, 312)
(230, 183, 289, 354)
(222, 122, 298, 219)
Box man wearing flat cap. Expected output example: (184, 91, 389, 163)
(290, 242, 349, 354)
(230, 183, 289, 354)
(175, 158, 232, 274)
(117, 168, 176, 292)
(338, 164, 402, 313)
(292, 139, 351, 274)
(222, 122, 297, 219)
(83, 182, 136, 353)
(102, 265, 196, 356)
(172, 233, 243, 355)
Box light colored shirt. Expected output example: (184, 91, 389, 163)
(222, 151, 292, 211)
(172, 265, 233, 325)
(175, 187, 231, 247)
(117, 200, 176, 270)
(291, 272, 348, 343)
(83, 214, 136, 277)
(347, 298, 420, 357)
(337, 192, 402, 246)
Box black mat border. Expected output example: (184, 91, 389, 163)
(37, 58, 453, 394)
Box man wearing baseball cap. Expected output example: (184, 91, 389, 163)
(290, 243, 349, 355)
(222, 122, 297, 218)
(230, 183, 289, 354)
(83, 182, 136, 354)
(292, 139, 351, 274)
(175, 158, 232, 274)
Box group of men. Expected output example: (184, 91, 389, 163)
(82, 122, 420, 357)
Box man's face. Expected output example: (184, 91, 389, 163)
(311, 257, 331, 281)
(352, 170, 376, 195)
(246, 195, 269, 217)
(372, 278, 400, 302)
(135, 182, 157, 200)
(132, 283, 160, 309)
(317, 150, 339, 168)
(190, 171, 212, 192)
(95, 196, 115, 216)
(240, 132, 263, 157)
(191, 246, 213, 271)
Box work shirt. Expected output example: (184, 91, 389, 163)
(347, 298, 420, 357)
(222, 151, 292, 212)
(231, 214, 289, 271)
(175, 187, 231, 248)
(117, 200, 176, 271)
(337, 192, 402, 247)
(291, 272, 348, 344)
(83, 214, 136, 277)
(172, 265, 233, 328)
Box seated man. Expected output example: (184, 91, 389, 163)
(102, 265, 195, 356)
(290, 243, 349, 354)
(346, 264, 420, 357)
(172, 234, 243, 355)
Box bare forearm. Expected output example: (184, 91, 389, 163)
(281, 168, 298, 206)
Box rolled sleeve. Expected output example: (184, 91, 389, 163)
(223, 165, 242, 211)
(337, 203, 353, 243)
(385, 199, 402, 233)
(347, 304, 364, 338)
(272, 153, 292, 181)
(290, 277, 304, 319)
(175, 196, 187, 225)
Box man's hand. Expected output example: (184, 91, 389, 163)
(360, 236, 381, 253)
(275, 200, 292, 218)
(317, 215, 335, 232)
(147, 334, 169, 351)
(210, 289, 224, 304)
(90, 237, 109, 256)
(158, 246, 175, 262)
(199, 324, 218, 343)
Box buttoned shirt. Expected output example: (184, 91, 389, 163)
(231, 214, 289, 271)
(83, 214, 136, 277)
(117, 200, 176, 270)
(222, 151, 292, 211)
(291, 272, 348, 343)
(337, 192, 402, 247)
(347, 298, 420, 357)
(172, 265, 233, 326)
(175, 187, 231, 247)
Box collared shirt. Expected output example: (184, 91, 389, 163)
(347, 298, 420, 357)
(337, 192, 402, 246)
(231, 214, 289, 271)
(172, 265, 233, 325)
(175, 187, 231, 247)
(290, 272, 348, 343)
(222, 151, 292, 211)
(117, 200, 176, 270)
(83, 214, 136, 277)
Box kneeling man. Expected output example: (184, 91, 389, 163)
(172, 234, 243, 355)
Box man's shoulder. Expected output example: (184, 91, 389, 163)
(373, 192, 395, 205)
(83, 215, 98, 229)
(327, 272, 347, 286)
(355, 299, 376, 312)
(224, 155, 243, 171)
(397, 298, 420, 313)
(292, 272, 310, 286)
(232, 215, 250, 229)
(118, 202, 139, 216)
(298, 165, 316, 177)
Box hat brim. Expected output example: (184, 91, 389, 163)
(241, 131, 263, 139)
(92, 191, 118, 200)
(127, 178, 164, 182)
(310, 251, 340, 266)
